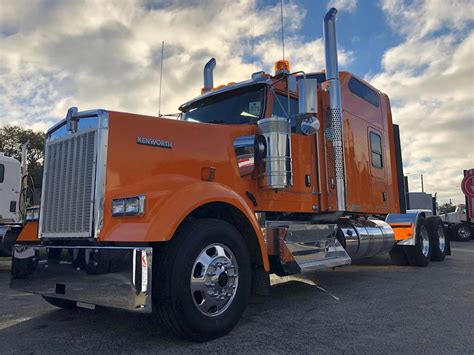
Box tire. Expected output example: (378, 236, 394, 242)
(153, 218, 252, 342)
(43, 296, 77, 309)
(452, 224, 472, 241)
(0, 227, 21, 256)
(389, 245, 408, 266)
(406, 218, 431, 267)
(427, 218, 446, 261)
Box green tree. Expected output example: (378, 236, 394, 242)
(0, 125, 45, 187)
(438, 201, 456, 215)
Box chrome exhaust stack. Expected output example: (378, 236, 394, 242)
(323, 8, 346, 211)
(203, 58, 216, 92)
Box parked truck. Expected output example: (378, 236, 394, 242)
(0, 142, 36, 255)
(10, 8, 450, 341)
(0, 152, 22, 255)
(441, 204, 473, 241)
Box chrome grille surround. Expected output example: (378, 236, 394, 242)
(39, 109, 109, 239)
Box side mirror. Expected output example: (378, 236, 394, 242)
(297, 78, 319, 135)
(298, 78, 318, 115)
(301, 116, 320, 136)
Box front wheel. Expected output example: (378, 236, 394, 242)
(153, 218, 252, 341)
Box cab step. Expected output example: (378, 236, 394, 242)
(265, 222, 351, 275)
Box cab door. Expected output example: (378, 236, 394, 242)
(257, 92, 316, 212)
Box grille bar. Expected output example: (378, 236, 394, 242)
(41, 130, 97, 238)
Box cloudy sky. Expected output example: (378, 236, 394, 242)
(0, 0, 473, 203)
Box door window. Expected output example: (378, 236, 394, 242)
(272, 94, 298, 130)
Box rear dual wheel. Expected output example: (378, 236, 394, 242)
(405, 218, 431, 267)
(427, 218, 447, 261)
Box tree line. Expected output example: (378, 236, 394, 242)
(0, 125, 45, 187)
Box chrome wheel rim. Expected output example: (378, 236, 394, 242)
(190, 243, 239, 317)
(437, 225, 446, 252)
(421, 226, 430, 257)
(458, 226, 471, 239)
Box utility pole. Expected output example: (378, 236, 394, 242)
(421, 174, 424, 192)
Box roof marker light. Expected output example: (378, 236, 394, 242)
(274, 59, 290, 74)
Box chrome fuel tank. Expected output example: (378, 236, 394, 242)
(338, 219, 395, 260)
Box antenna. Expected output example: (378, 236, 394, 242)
(252, 22, 255, 72)
(158, 41, 164, 117)
(280, 0, 285, 60)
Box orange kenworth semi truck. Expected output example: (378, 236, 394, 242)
(11, 8, 449, 341)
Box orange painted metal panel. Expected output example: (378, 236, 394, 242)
(16, 221, 39, 242)
(390, 223, 415, 241)
(337, 72, 399, 214)
(100, 112, 271, 270)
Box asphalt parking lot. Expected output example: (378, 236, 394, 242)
(0, 241, 473, 354)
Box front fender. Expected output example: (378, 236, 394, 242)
(150, 181, 269, 270)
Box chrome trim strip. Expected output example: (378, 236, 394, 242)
(10, 245, 153, 312)
(46, 109, 108, 136)
(94, 111, 109, 238)
(38, 140, 48, 239)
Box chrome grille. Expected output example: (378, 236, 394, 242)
(41, 130, 97, 238)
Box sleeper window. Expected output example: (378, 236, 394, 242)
(349, 77, 380, 107)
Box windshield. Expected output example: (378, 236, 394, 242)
(182, 85, 265, 124)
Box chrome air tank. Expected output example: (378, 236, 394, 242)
(338, 219, 395, 260)
(257, 116, 292, 189)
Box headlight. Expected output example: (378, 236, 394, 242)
(112, 196, 145, 217)
(26, 206, 40, 221)
(112, 199, 125, 216)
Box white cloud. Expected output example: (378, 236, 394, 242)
(370, 0, 474, 204)
(255, 36, 353, 74)
(0, 0, 321, 131)
(381, 0, 474, 39)
(327, 0, 358, 12)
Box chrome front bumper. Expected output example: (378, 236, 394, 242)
(10, 245, 153, 312)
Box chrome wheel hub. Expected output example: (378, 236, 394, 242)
(437, 225, 446, 252)
(190, 243, 238, 317)
(421, 226, 430, 257)
(458, 226, 471, 239)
